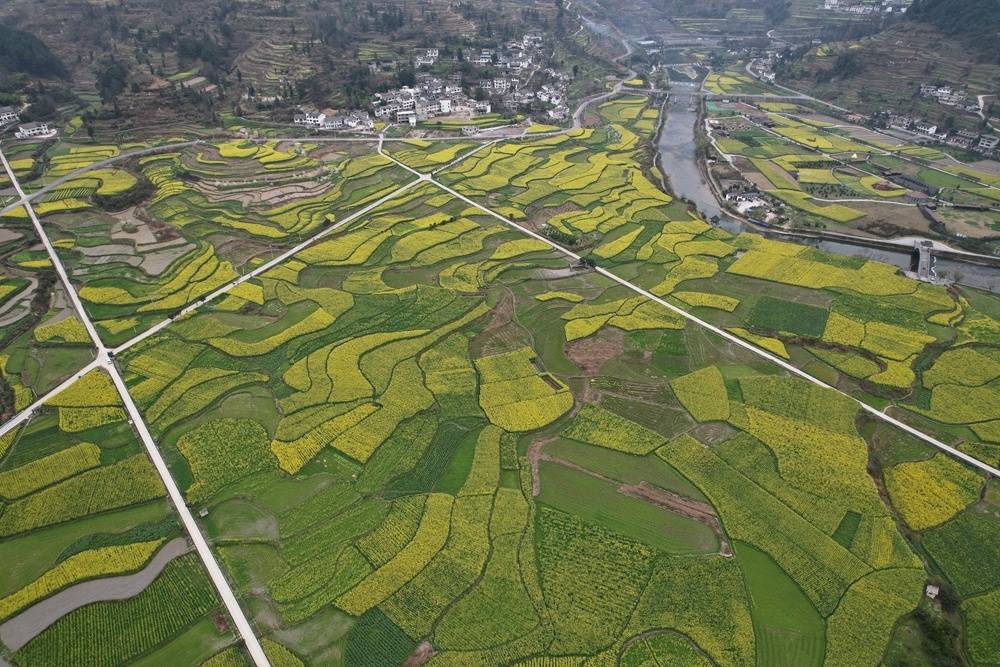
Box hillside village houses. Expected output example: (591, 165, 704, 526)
(885, 113, 999, 158)
(297, 33, 562, 130)
(0, 106, 19, 126)
(370, 34, 567, 126)
(15, 121, 55, 139)
(823, 0, 909, 13)
(293, 109, 374, 131)
(919, 83, 982, 114)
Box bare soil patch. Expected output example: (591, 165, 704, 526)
(403, 641, 436, 667)
(565, 327, 625, 375)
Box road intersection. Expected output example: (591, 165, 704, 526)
(0, 70, 998, 664)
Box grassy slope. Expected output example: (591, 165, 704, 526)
(781, 24, 1000, 127)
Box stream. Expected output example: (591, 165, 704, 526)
(657, 89, 1000, 293)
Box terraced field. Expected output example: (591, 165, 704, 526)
(1, 89, 998, 666)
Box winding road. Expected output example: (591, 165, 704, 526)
(0, 146, 272, 667)
(0, 538, 191, 652)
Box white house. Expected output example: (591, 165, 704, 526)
(0, 106, 18, 126)
(472, 49, 495, 65)
(15, 121, 54, 139)
(914, 120, 937, 135)
(978, 135, 999, 153)
(414, 48, 439, 67)
(293, 111, 326, 128)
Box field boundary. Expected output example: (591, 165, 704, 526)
(0, 146, 274, 667)
(377, 142, 1000, 479)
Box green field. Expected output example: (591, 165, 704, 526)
(0, 86, 997, 667)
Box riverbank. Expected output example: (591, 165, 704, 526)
(655, 90, 1000, 292)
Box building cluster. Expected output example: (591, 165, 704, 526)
(822, 0, 909, 14)
(496, 69, 571, 121)
(412, 34, 543, 74)
(919, 84, 983, 115)
(9, 118, 56, 140)
(293, 109, 374, 132)
(886, 114, 998, 157)
(371, 75, 491, 125)
(0, 106, 19, 126)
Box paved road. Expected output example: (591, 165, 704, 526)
(377, 143, 1000, 479)
(111, 138, 424, 357)
(0, 147, 272, 667)
(0, 140, 203, 218)
(0, 538, 190, 651)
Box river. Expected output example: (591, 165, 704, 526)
(656, 89, 1000, 292)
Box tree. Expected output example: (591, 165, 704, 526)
(0, 25, 67, 78)
(97, 59, 129, 108)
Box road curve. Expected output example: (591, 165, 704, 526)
(0, 538, 190, 652)
(0, 147, 272, 667)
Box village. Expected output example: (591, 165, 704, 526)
(822, 0, 911, 15)
(0, 107, 57, 140)
(292, 32, 572, 133)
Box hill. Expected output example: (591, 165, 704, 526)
(0, 24, 66, 78)
(778, 2, 1000, 129)
(907, 0, 1000, 62)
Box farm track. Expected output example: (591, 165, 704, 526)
(0, 146, 273, 667)
(376, 140, 1000, 479)
(0, 538, 190, 652)
(528, 436, 732, 556)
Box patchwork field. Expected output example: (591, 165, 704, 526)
(1, 89, 998, 666)
(0, 370, 258, 665)
(707, 103, 1000, 244)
